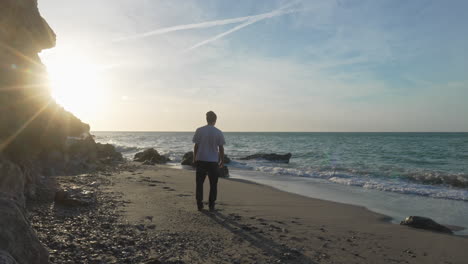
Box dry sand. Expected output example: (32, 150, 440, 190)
(107, 164, 467, 264)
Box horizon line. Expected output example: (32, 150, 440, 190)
(91, 130, 468, 133)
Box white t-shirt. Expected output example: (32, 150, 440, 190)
(192, 125, 226, 162)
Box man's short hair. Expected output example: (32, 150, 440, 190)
(206, 111, 217, 123)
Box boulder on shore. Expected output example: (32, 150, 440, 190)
(54, 187, 95, 207)
(96, 143, 123, 163)
(181, 151, 195, 166)
(0, 198, 49, 264)
(134, 148, 170, 164)
(240, 153, 292, 163)
(181, 151, 230, 177)
(400, 216, 453, 234)
(181, 151, 231, 166)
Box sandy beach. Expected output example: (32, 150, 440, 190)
(28, 163, 467, 264)
(3, 1, 467, 263)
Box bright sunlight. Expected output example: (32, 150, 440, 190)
(44, 54, 107, 119)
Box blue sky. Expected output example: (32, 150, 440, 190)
(38, 0, 468, 131)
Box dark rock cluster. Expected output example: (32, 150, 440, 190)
(180, 151, 231, 167)
(180, 151, 230, 177)
(180, 151, 195, 166)
(134, 148, 170, 164)
(240, 153, 292, 163)
(27, 171, 158, 263)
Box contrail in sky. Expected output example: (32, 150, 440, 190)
(185, 16, 266, 51)
(114, 1, 301, 43)
(186, 5, 299, 51)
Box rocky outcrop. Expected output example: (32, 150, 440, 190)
(0, 250, 18, 264)
(240, 153, 292, 163)
(0, 159, 26, 206)
(134, 148, 170, 164)
(181, 152, 195, 166)
(1, 0, 90, 164)
(96, 143, 124, 163)
(0, 197, 49, 264)
(63, 137, 123, 174)
(0, 1, 123, 263)
(0, 158, 48, 263)
(400, 216, 453, 234)
(181, 151, 231, 166)
(180, 151, 230, 177)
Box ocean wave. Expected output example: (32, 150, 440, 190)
(91, 131, 468, 201)
(403, 172, 468, 188)
(113, 145, 142, 154)
(231, 163, 468, 201)
(329, 177, 468, 201)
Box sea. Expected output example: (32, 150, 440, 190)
(93, 132, 468, 233)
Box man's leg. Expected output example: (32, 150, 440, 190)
(195, 161, 207, 210)
(207, 162, 219, 210)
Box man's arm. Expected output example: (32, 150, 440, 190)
(193, 143, 199, 164)
(218, 145, 224, 168)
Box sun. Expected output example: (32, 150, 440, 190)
(44, 54, 107, 119)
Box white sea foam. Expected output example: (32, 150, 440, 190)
(236, 164, 468, 201)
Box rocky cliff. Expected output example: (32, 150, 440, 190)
(0, 1, 116, 263)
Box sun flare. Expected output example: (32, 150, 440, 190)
(44, 55, 107, 119)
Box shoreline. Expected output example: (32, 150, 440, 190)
(171, 164, 468, 235)
(29, 163, 468, 263)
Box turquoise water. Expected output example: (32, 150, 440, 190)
(93, 132, 468, 229)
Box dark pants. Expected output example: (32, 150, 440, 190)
(196, 161, 219, 206)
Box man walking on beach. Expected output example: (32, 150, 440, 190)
(192, 111, 225, 211)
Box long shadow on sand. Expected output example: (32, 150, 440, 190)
(201, 210, 316, 264)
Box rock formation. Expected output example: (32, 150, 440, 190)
(180, 151, 230, 177)
(181, 151, 231, 167)
(134, 148, 170, 164)
(181, 151, 195, 166)
(0, 1, 121, 263)
(240, 153, 292, 163)
(400, 216, 453, 234)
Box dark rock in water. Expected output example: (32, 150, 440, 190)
(219, 166, 229, 178)
(181, 151, 231, 166)
(181, 151, 229, 177)
(96, 143, 123, 163)
(134, 148, 170, 164)
(400, 216, 453, 234)
(240, 153, 292, 163)
(181, 151, 195, 166)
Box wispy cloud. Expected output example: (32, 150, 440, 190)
(114, 1, 300, 43)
